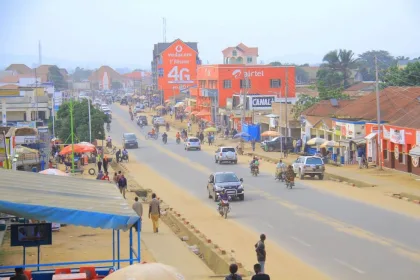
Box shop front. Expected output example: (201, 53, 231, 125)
(366, 123, 420, 175)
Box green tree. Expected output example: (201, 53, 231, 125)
(319, 49, 357, 88)
(269, 61, 282, 66)
(295, 66, 309, 84)
(395, 56, 410, 61)
(356, 50, 395, 81)
(72, 67, 93, 82)
(382, 62, 420, 87)
(291, 94, 320, 119)
(50, 100, 106, 143)
(48, 65, 68, 90)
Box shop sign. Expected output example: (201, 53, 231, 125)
(390, 128, 405, 144)
(249, 96, 276, 110)
(15, 135, 38, 145)
(394, 145, 400, 160)
(383, 127, 390, 139)
(412, 156, 419, 168)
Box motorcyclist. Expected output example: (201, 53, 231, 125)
(150, 127, 156, 135)
(276, 159, 286, 180)
(176, 132, 181, 140)
(218, 189, 229, 213)
(122, 148, 129, 161)
(162, 132, 168, 143)
(250, 156, 260, 173)
(285, 165, 295, 183)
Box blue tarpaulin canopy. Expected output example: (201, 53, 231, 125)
(0, 169, 139, 230)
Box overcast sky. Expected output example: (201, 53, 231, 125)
(1, 0, 419, 70)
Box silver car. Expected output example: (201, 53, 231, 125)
(184, 137, 201, 151)
(292, 156, 325, 180)
(215, 147, 238, 164)
(207, 172, 244, 201)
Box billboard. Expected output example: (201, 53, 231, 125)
(159, 39, 198, 100)
(248, 95, 276, 110)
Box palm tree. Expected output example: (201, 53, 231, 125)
(322, 49, 356, 88)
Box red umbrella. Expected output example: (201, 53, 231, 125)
(59, 144, 96, 155)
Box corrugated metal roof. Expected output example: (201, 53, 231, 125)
(0, 169, 139, 230)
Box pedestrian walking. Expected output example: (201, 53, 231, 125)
(116, 149, 121, 163)
(132, 197, 143, 232)
(149, 193, 160, 233)
(103, 155, 108, 173)
(118, 174, 128, 199)
(255, 234, 267, 273)
(207, 133, 212, 146)
(251, 138, 256, 152)
(113, 172, 119, 187)
(225, 264, 242, 280)
(97, 154, 102, 172)
(251, 263, 270, 280)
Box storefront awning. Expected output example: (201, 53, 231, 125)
(365, 132, 377, 140)
(409, 146, 420, 157)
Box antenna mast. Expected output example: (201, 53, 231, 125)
(163, 18, 167, 42)
(38, 40, 42, 66)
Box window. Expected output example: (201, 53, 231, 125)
(215, 173, 239, 183)
(158, 68, 164, 77)
(240, 79, 251, 88)
(306, 157, 323, 165)
(223, 80, 232, 89)
(222, 148, 236, 153)
(232, 50, 237, 56)
(270, 79, 281, 88)
(158, 56, 162, 65)
(247, 57, 253, 63)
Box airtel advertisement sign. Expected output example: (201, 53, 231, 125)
(159, 40, 198, 99)
(232, 69, 265, 79)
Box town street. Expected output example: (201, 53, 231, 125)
(109, 104, 420, 280)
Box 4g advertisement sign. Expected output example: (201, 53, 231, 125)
(160, 39, 198, 100)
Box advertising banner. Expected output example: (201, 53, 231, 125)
(390, 128, 405, 144)
(416, 130, 420, 146)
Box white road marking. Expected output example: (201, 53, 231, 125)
(334, 258, 366, 274)
(290, 236, 311, 247)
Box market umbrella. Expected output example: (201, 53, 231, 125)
(59, 144, 96, 155)
(174, 102, 184, 108)
(15, 145, 39, 155)
(320, 140, 340, 148)
(204, 127, 217, 133)
(306, 137, 327, 146)
(78, 142, 95, 147)
(233, 132, 250, 139)
(155, 105, 165, 110)
(39, 168, 69, 176)
(261, 130, 280, 137)
(190, 111, 199, 115)
(104, 263, 185, 280)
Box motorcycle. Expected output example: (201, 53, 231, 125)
(106, 124, 111, 133)
(275, 171, 285, 182)
(285, 178, 294, 189)
(146, 132, 158, 140)
(250, 165, 259, 176)
(217, 195, 231, 219)
(162, 136, 168, 144)
(106, 141, 112, 149)
(176, 137, 181, 144)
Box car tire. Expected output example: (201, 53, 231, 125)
(268, 146, 274, 152)
(234, 160, 238, 164)
(299, 169, 304, 180)
(318, 174, 324, 180)
(213, 191, 218, 202)
(238, 194, 244, 201)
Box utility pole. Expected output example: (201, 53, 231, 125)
(240, 72, 249, 131)
(52, 94, 55, 138)
(285, 68, 289, 153)
(375, 56, 383, 170)
(278, 90, 283, 157)
(88, 97, 92, 143)
(69, 97, 75, 173)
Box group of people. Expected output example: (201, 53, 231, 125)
(225, 234, 269, 280)
(275, 159, 295, 183)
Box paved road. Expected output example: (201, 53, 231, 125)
(109, 105, 420, 280)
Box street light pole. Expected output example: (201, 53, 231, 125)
(88, 97, 92, 143)
(375, 56, 383, 170)
(52, 94, 55, 138)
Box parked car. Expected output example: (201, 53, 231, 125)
(207, 172, 244, 201)
(261, 136, 294, 152)
(292, 156, 325, 180)
(122, 133, 139, 149)
(184, 137, 201, 151)
(215, 147, 237, 164)
(133, 105, 144, 114)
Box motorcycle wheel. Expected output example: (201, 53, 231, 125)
(224, 207, 228, 219)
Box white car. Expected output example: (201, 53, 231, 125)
(215, 146, 237, 164)
(153, 117, 165, 126)
(184, 137, 201, 151)
(133, 105, 144, 114)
